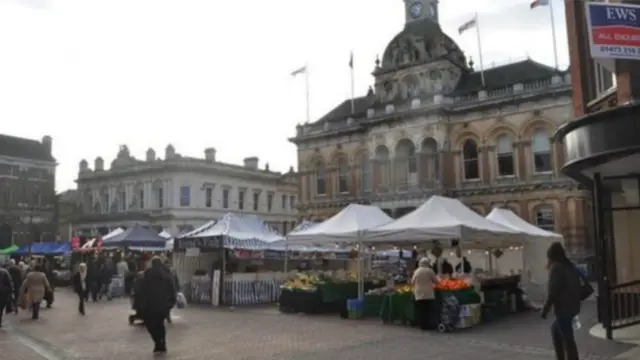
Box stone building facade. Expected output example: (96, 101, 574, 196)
(0, 134, 57, 247)
(74, 145, 298, 236)
(290, 0, 592, 256)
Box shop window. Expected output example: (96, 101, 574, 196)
(315, 163, 326, 196)
(337, 158, 349, 193)
(535, 205, 555, 231)
(532, 129, 552, 173)
(462, 140, 479, 180)
(496, 135, 515, 176)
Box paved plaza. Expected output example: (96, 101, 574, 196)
(0, 289, 636, 360)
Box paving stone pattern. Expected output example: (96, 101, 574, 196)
(3, 290, 636, 360)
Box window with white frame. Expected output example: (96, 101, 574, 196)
(222, 188, 230, 209)
(205, 187, 213, 208)
(594, 62, 616, 96)
(179, 186, 190, 207)
(496, 135, 515, 177)
(531, 129, 552, 173)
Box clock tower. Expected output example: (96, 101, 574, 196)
(404, 0, 439, 24)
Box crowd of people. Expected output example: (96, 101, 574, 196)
(0, 253, 180, 355)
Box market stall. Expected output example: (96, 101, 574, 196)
(281, 204, 394, 312)
(358, 196, 530, 327)
(174, 213, 287, 306)
(485, 208, 563, 304)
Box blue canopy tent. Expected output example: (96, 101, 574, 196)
(102, 224, 169, 251)
(16, 242, 72, 255)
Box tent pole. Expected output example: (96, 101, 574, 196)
(357, 231, 364, 300)
(284, 237, 288, 273)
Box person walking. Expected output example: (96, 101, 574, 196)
(541, 242, 583, 360)
(411, 257, 438, 330)
(19, 264, 51, 320)
(137, 257, 176, 355)
(72, 263, 88, 315)
(0, 265, 14, 327)
(6, 259, 22, 314)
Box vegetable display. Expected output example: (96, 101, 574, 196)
(434, 278, 471, 291)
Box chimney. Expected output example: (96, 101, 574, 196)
(165, 144, 175, 159)
(204, 148, 216, 162)
(41, 135, 52, 154)
(79, 159, 89, 173)
(146, 148, 156, 161)
(243, 157, 259, 170)
(94, 157, 104, 171)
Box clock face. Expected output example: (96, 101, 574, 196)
(410, 2, 423, 19)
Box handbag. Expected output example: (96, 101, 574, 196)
(176, 292, 186, 309)
(577, 269, 594, 301)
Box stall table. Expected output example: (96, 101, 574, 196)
(279, 281, 384, 314)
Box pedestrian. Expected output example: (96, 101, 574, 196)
(0, 265, 14, 327)
(411, 257, 438, 330)
(6, 259, 23, 314)
(72, 263, 88, 315)
(541, 242, 583, 360)
(87, 260, 100, 302)
(163, 259, 179, 324)
(137, 256, 176, 355)
(19, 264, 51, 320)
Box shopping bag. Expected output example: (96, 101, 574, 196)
(176, 292, 186, 309)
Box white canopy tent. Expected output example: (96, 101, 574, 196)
(285, 204, 394, 246)
(364, 196, 526, 247)
(486, 208, 564, 302)
(189, 213, 283, 248)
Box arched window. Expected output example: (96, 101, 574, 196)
(535, 205, 555, 231)
(359, 153, 372, 194)
(496, 135, 515, 176)
(462, 140, 479, 180)
(337, 158, 349, 194)
(315, 162, 326, 195)
(395, 139, 417, 190)
(420, 138, 439, 185)
(375, 146, 390, 190)
(532, 129, 552, 173)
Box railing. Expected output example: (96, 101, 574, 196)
(608, 280, 640, 330)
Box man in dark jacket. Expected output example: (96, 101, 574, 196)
(137, 257, 176, 355)
(6, 260, 22, 314)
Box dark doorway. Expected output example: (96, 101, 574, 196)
(0, 223, 12, 248)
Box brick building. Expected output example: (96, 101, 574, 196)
(556, 1, 640, 339)
(290, 0, 592, 256)
(0, 134, 57, 248)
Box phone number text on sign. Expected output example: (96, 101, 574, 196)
(595, 45, 640, 59)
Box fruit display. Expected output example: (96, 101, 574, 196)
(281, 273, 326, 292)
(434, 278, 472, 291)
(366, 284, 411, 296)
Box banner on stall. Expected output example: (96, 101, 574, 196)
(586, 2, 640, 60)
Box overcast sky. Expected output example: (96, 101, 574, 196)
(0, 0, 569, 191)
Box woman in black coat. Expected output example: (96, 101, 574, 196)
(136, 257, 177, 355)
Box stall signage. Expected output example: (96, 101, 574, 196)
(174, 237, 222, 251)
(587, 2, 640, 60)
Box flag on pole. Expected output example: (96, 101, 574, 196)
(349, 51, 355, 114)
(530, 0, 549, 9)
(458, 17, 477, 34)
(290, 66, 306, 77)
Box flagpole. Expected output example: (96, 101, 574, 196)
(475, 13, 486, 88)
(305, 64, 310, 123)
(548, 0, 559, 69)
(350, 52, 355, 114)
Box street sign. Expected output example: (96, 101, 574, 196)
(586, 2, 640, 60)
